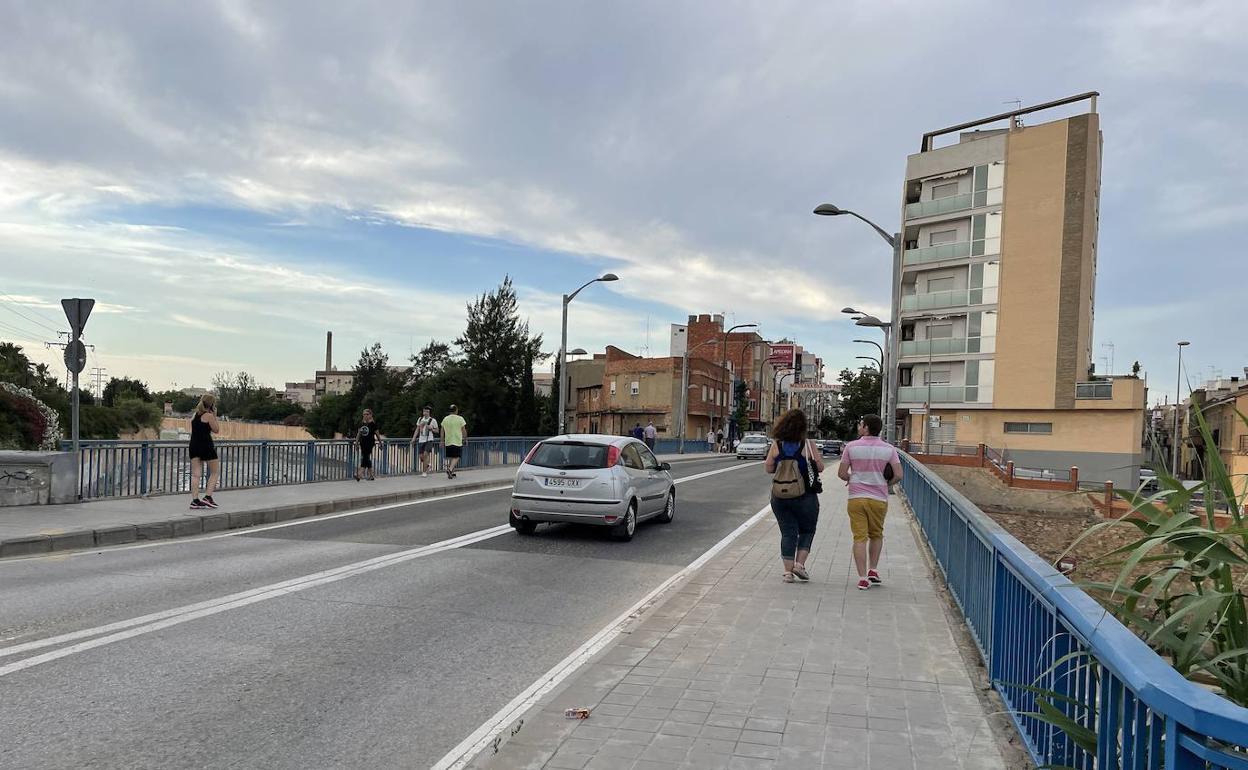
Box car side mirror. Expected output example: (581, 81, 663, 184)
(660, 462, 671, 471)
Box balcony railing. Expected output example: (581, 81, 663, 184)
(900, 287, 997, 312)
(904, 240, 971, 265)
(897, 385, 973, 404)
(905, 187, 1002, 220)
(1075, 381, 1113, 399)
(899, 336, 996, 357)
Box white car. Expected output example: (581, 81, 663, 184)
(509, 435, 675, 541)
(736, 434, 770, 460)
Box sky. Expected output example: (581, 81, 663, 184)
(0, 0, 1244, 404)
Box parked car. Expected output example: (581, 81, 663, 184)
(820, 439, 844, 457)
(736, 434, 770, 460)
(509, 435, 675, 541)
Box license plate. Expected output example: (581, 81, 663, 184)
(543, 477, 576, 487)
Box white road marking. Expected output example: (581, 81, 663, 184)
(430, 501, 773, 770)
(0, 461, 755, 676)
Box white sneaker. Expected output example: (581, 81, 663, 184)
(422, 471, 428, 477)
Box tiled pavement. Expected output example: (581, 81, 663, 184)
(469, 481, 1010, 770)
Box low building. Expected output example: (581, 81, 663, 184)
(1181, 375, 1247, 483)
(314, 369, 354, 401)
(533, 371, 554, 398)
(284, 381, 317, 406)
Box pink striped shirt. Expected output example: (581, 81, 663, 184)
(843, 436, 899, 502)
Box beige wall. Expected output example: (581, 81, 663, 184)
(995, 119, 1070, 409)
(909, 407, 1142, 455)
(144, 416, 313, 441)
(1073, 377, 1144, 411)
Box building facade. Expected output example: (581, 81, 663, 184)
(895, 94, 1145, 486)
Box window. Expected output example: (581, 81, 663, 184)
(528, 441, 610, 469)
(927, 323, 954, 339)
(931, 181, 959, 200)
(639, 446, 661, 470)
(620, 444, 645, 470)
(926, 277, 955, 293)
(702, 385, 708, 402)
(1004, 422, 1053, 435)
(929, 229, 958, 246)
(630, 381, 640, 396)
(923, 369, 951, 385)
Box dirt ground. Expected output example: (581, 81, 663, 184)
(984, 508, 1151, 589)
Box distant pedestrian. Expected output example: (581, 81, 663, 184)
(838, 414, 903, 591)
(706, 429, 715, 452)
(764, 409, 824, 583)
(643, 420, 658, 450)
(410, 405, 440, 477)
(188, 394, 221, 510)
(716, 428, 725, 453)
(631, 423, 644, 441)
(355, 408, 384, 481)
(441, 404, 468, 479)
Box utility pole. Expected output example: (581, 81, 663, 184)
(60, 298, 95, 460)
(89, 367, 108, 401)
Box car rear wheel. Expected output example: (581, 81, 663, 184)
(510, 512, 537, 535)
(658, 491, 675, 524)
(612, 501, 637, 541)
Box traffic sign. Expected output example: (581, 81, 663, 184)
(64, 339, 87, 375)
(61, 298, 95, 338)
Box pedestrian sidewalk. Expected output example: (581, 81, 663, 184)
(469, 485, 1011, 770)
(0, 451, 721, 558)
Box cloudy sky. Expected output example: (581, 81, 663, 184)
(0, 1, 1243, 402)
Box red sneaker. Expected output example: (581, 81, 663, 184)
(867, 569, 882, 585)
(857, 578, 871, 591)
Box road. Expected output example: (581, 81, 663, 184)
(0, 457, 768, 770)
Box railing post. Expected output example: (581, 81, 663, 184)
(1068, 466, 1078, 491)
(305, 441, 315, 482)
(139, 443, 149, 496)
(1103, 481, 1114, 509)
(977, 443, 986, 466)
(259, 441, 270, 486)
(1006, 460, 1015, 487)
(382, 440, 390, 475)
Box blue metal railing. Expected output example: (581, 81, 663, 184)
(62, 437, 716, 500)
(900, 453, 1248, 768)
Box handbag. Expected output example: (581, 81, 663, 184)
(804, 440, 824, 494)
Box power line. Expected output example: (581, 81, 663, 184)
(0, 317, 45, 341)
(0, 293, 61, 334)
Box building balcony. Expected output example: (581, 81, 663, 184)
(899, 336, 996, 358)
(900, 287, 997, 312)
(1073, 377, 1146, 410)
(1074, 381, 1113, 399)
(897, 385, 976, 404)
(903, 240, 970, 265)
(905, 187, 1002, 221)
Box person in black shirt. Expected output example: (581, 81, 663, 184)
(355, 408, 384, 481)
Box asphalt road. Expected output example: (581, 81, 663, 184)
(0, 457, 769, 770)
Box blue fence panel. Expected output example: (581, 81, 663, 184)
(899, 453, 1248, 769)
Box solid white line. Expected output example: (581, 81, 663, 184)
(430, 500, 774, 770)
(0, 460, 754, 671)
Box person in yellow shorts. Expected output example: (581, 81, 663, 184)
(837, 415, 903, 590)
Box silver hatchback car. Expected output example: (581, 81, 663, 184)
(509, 435, 676, 541)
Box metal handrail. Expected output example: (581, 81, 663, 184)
(900, 452, 1248, 767)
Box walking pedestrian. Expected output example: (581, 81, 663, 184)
(764, 408, 824, 583)
(441, 404, 468, 479)
(409, 405, 439, 477)
(643, 420, 658, 450)
(188, 394, 221, 510)
(631, 422, 644, 441)
(706, 428, 715, 452)
(715, 428, 725, 453)
(837, 414, 903, 590)
(355, 408, 383, 481)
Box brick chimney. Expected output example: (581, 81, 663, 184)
(325, 331, 333, 371)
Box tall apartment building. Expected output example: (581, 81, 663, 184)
(895, 93, 1145, 486)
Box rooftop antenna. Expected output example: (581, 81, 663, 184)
(1004, 99, 1023, 128)
(1101, 341, 1115, 375)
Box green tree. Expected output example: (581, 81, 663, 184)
(211, 371, 261, 417)
(512, 351, 540, 435)
(832, 367, 882, 440)
(455, 277, 544, 435)
(539, 357, 560, 435)
(102, 376, 152, 407)
(410, 339, 453, 382)
(113, 397, 163, 434)
(303, 393, 355, 439)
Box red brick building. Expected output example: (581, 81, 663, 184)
(678, 314, 772, 431)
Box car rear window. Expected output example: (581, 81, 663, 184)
(528, 442, 610, 469)
(741, 437, 768, 444)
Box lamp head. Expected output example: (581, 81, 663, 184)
(1177, 340, 1191, 347)
(599, 273, 619, 282)
(840, 307, 860, 315)
(568, 348, 588, 356)
(813, 204, 846, 216)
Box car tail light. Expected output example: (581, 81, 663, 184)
(606, 445, 621, 467)
(523, 443, 541, 463)
(604, 515, 619, 523)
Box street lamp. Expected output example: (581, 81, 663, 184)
(738, 338, 772, 435)
(558, 273, 618, 434)
(855, 356, 880, 368)
(1173, 341, 1190, 476)
(817, 204, 903, 442)
(719, 323, 758, 447)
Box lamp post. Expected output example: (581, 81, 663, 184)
(1173, 341, 1190, 476)
(816, 204, 902, 442)
(846, 309, 893, 435)
(852, 337, 886, 422)
(738, 339, 772, 434)
(558, 273, 618, 434)
(718, 323, 758, 448)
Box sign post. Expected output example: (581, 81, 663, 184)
(60, 298, 95, 456)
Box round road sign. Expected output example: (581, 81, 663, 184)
(64, 340, 87, 375)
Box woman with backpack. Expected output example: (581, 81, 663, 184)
(764, 408, 825, 583)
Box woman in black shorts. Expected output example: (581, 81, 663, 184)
(355, 408, 384, 481)
(189, 394, 221, 509)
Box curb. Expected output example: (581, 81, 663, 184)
(0, 476, 509, 559)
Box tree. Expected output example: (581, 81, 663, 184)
(512, 351, 540, 435)
(304, 393, 355, 439)
(211, 371, 261, 417)
(817, 414, 838, 436)
(113, 397, 163, 434)
(410, 339, 453, 382)
(455, 277, 544, 435)
(539, 357, 560, 435)
(832, 367, 882, 440)
(102, 376, 152, 407)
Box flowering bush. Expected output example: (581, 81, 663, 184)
(0, 382, 63, 450)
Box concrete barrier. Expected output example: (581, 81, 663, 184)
(0, 451, 78, 506)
